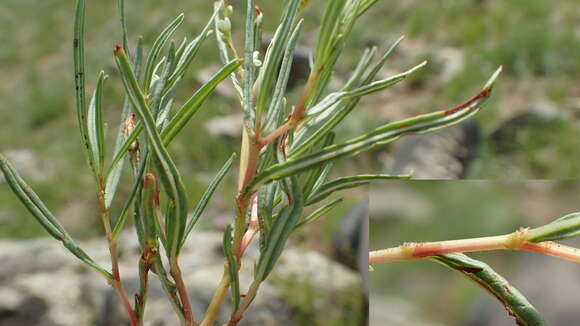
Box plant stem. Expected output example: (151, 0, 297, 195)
(370, 228, 580, 264)
(170, 260, 197, 326)
(227, 280, 260, 326)
(200, 270, 230, 326)
(97, 185, 139, 326)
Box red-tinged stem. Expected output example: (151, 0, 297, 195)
(170, 261, 197, 326)
(370, 229, 580, 265)
(240, 197, 259, 257)
(97, 180, 138, 326)
(258, 120, 292, 149)
(520, 242, 580, 262)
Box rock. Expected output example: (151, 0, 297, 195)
(0, 231, 364, 326)
(389, 119, 481, 179)
(205, 113, 244, 138)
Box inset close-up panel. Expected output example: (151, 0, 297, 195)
(369, 181, 580, 326)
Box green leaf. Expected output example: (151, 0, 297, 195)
(87, 71, 107, 173)
(223, 224, 240, 311)
(106, 58, 241, 188)
(307, 174, 410, 205)
(250, 66, 502, 190)
(257, 182, 278, 253)
(142, 13, 185, 91)
(149, 42, 177, 119)
(433, 254, 545, 326)
(165, 8, 218, 93)
(255, 0, 301, 122)
(301, 132, 335, 199)
(262, 19, 304, 134)
(290, 61, 426, 157)
(356, 0, 379, 18)
(527, 212, 580, 242)
(306, 61, 426, 118)
(105, 38, 144, 208)
(73, 0, 97, 178)
(182, 153, 236, 246)
(294, 197, 342, 230)
(117, 0, 129, 54)
(0, 154, 111, 280)
(343, 46, 376, 90)
(242, 0, 256, 131)
(364, 35, 405, 84)
(214, 2, 244, 100)
(161, 58, 244, 144)
(115, 46, 188, 260)
(315, 0, 347, 67)
(254, 177, 304, 281)
(112, 158, 148, 240)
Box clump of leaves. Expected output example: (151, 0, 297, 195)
(0, 0, 501, 325)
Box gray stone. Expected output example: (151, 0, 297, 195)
(0, 231, 364, 326)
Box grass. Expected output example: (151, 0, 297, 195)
(1, 0, 578, 239)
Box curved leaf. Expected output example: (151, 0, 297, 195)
(433, 253, 545, 326)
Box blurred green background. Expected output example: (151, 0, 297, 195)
(0, 0, 579, 239)
(369, 181, 580, 326)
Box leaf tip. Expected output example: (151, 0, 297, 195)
(114, 44, 123, 56)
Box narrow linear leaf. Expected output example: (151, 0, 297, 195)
(343, 46, 376, 90)
(306, 61, 426, 117)
(105, 38, 143, 208)
(242, 0, 256, 130)
(149, 42, 177, 119)
(255, 177, 304, 281)
(112, 156, 148, 239)
(142, 13, 185, 91)
(307, 174, 410, 205)
(223, 224, 240, 311)
(115, 46, 188, 259)
(166, 8, 218, 90)
(433, 254, 545, 326)
(182, 153, 237, 245)
(255, 0, 301, 121)
(250, 67, 501, 190)
(73, 0, 97, 178)
(262, 19, 304, 134)
(294, 197, 342, 230)
(315, 0, 347, 66)
(109, 58, 242, 166)
(161, 58, 244, 144)
(87, 71, 107, 173)
(117, 0, 129, 55)
(301, 132, 335, 199)
(0, 154, 111, 279)
(290, 61, 426, 157)
(257, 182, 278, 253)
(527, 213, 580, 242)
(364, 35, 405, 84)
